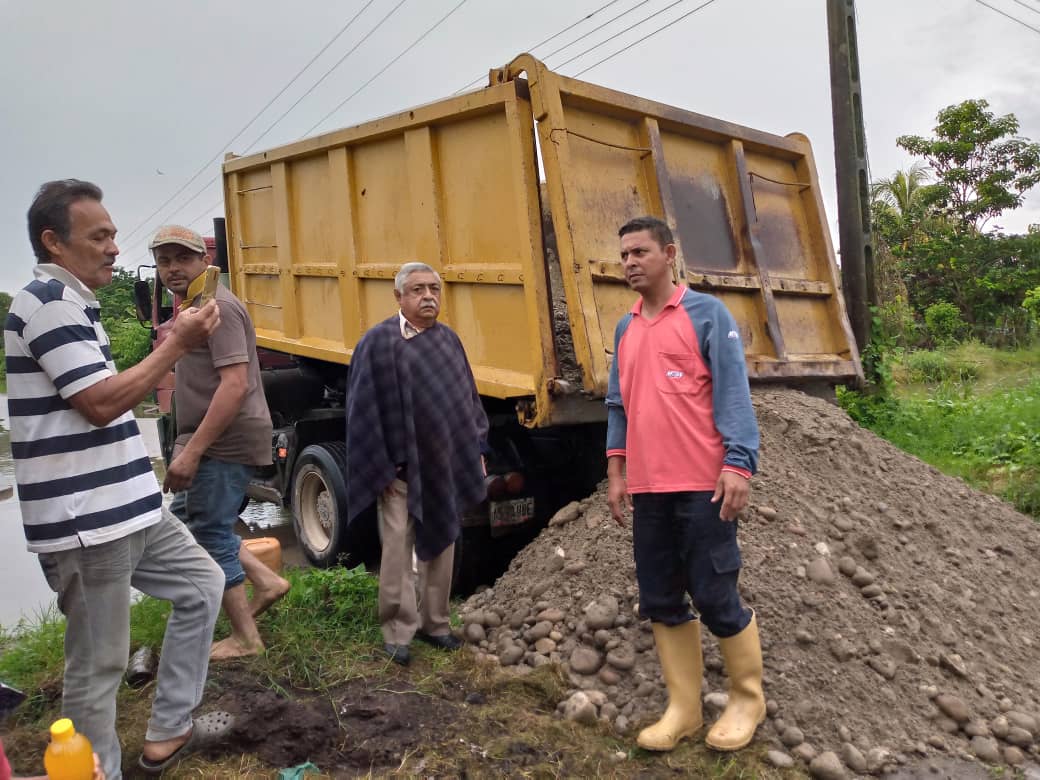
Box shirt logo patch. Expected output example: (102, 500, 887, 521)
(665, 370, 685, 379)
(727, 330, 740, 340)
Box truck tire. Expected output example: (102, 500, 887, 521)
(291, 442, 350, 567)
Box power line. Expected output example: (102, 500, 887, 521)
(119, 0, 412, 262)
(302, 0, 470, 137)
(452, 0, 630, 94)
(1009, 0, 1040, 16)
(121, 0, 471, 267)
(185, 199, 225, 234)
(242, 0, 411, 148)
(973, 0, 1040, 34)
(529, 0, 629, 53)
(555, 0, 690, 71)
(542, 0, 653, 63)
(574, 0, 722, 77)
(117, 0, 379, 248)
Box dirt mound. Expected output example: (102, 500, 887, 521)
(459, 388, 1040, 775)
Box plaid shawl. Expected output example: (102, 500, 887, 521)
(345, 316, 488, 560)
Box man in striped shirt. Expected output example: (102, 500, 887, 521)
(6, 179, 225, 779)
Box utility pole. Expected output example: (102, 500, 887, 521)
(828, 0, 875, 354)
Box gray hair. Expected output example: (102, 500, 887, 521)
(394, 262, 441, 292)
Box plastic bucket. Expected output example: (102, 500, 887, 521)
(243, 537, 282, 575)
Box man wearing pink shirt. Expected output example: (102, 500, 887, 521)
(606, 216, 764, 753)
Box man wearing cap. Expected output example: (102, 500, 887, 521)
(8, 180, 225, 778)
(151, 224, 288, 661)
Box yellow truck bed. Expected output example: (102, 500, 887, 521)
(223, 55, 861, 428)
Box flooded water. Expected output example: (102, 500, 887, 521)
(0, 396, 55, 630)
(0, 396, 296, 630)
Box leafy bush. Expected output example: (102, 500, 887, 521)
(876, 296, 918, 348)
(901, 349, 980, 384)
(1024, 285, 1040, 324)
(837, 385, 898, 428)
(924, 301, 966, 345)
(105, 318, 151, 371)
(97, 267, 151, 370)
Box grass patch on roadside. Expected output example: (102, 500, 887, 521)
(842, 344, 1040, 518)
(248, 563, 381, 690)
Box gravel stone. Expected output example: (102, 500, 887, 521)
(934, 693, 970, 723)
(781, 725, 805, 747)
(766, 749, 794, 768)
(808, 750, 847, 780)
(970, 735, 1001, 763)
(840, 742, 867, 773)
(792, 743, 819, 763)
(569, 646, 603, 675)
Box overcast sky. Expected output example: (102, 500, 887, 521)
(2, 0, 1038, 296)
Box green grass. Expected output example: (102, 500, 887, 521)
(0, 565, 381, 716)
(841, 343, 1040, 518)
(251, 563, 381, 689)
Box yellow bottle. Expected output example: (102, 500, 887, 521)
(43, 718, 93, 780)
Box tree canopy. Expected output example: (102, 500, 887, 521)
(872, 100, 1040, 349)
(897, 99, 1040, 232)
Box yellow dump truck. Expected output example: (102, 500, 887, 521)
(148, 55, 861, 582)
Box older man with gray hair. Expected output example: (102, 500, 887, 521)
(345, 263, 488, 666)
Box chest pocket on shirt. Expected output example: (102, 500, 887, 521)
(654, 352, 706, 395)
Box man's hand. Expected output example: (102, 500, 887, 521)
(170, 300, 220, 351)
(711, 470, 750, 521)
(607, 473, 632, 527)
(163, 449, 201, 494)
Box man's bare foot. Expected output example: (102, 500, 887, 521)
(141, 727, 191, 762)
(249, 576, 290, 618)
(210, 635, 264, 661)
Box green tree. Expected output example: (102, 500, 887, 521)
(900, 226, 1040, 343)
(0, 291, 9, 389)
(871, 164, 931, 226)
(897, 99, 1040, 232)
(0, 291, 12, 328)
(97, 267, 151, 370)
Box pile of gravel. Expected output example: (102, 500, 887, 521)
(459, 389, 1040, 776)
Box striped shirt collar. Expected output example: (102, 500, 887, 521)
(35, 263, 100, 305)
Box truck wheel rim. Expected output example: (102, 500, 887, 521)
(299, 468, 334, 552)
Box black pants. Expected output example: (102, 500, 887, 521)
(632, 491, 751, 638)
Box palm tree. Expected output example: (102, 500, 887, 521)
(871, 162, 930, 218)
(870, 163, 934, 251)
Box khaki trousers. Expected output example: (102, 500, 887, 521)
(377, 479, 455, 645)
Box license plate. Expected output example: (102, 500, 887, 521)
(489, 496, 534, 528)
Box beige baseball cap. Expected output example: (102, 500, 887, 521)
(149, 224, 206, 254)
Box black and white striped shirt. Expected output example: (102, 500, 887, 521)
(5, 264, 161, 552)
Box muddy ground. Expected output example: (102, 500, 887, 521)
(459, 388, 1040, 777)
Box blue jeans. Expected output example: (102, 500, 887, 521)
(632, 491, 751, 638)
(169, 457, 252, 589)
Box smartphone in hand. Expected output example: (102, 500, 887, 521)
(179, 266, 221, 312)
